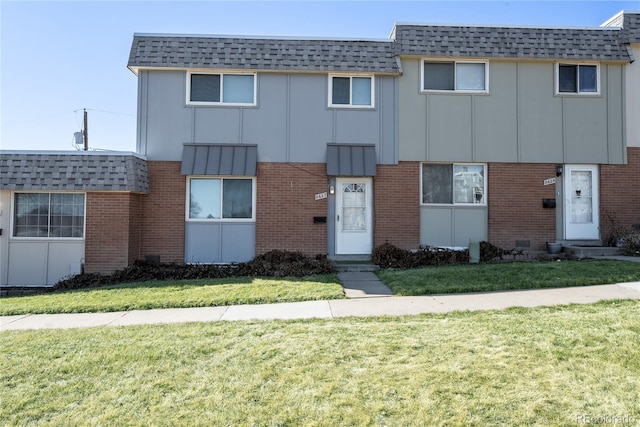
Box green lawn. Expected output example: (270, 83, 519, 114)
(0, 275, 344, 316)
(2, 300, 639, 426)
(377, 259, 640, 295)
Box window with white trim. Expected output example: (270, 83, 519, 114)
(421, 164, 486, 205)
(556, 63, 599, 95)
(422, 60, 488, 92)
(329, 75, 374, 107)
(13, 193, 85, 238)
(187, 72, 256, 105)
(187, 177, 255, 220)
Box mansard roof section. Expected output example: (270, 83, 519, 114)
(0, 151, 149, 193)
(393, 24, 632, 61)
(622, 13, 640, 43)
(128, 34, 400, 74)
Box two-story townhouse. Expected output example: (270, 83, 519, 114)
(125, 35, 404, 266)
(393, 14, 637, 252)
(1, 11, 638, 287)
(600, 12, 640, 245)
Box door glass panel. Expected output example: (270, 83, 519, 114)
(570, 171, 593, 223)
(342, 184, 366, 231)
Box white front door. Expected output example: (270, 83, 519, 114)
(335, 177, 373, 254)
(564, 165, 599, 240)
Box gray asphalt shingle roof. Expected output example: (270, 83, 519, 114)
(392, 25, 630, 61)
(128, 36, 399, 74)
(623, 13, 640, 43)
(128, 13, 638, 73)
(0, 153, 149, 193)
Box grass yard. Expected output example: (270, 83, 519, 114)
(0, 275, 344, 316)
(377, 259, 640, 295)
(2, 300, 639, 426)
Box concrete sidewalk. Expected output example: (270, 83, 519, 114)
(2, 281, 638, 331)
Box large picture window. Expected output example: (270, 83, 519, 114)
(422, 60, 488, 92)
(13, 193, 85, 238)
(188, 177, 254, 220)
(187, 72, 256, 105)
(556, 63, 599, 95)
(422, 164, 486, 205)
(329, 75, 374, 107)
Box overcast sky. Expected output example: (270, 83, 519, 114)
(1, 0, 638, 152)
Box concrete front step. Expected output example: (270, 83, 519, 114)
(333, 263, 379, 272)
(563, 245, 621, 259)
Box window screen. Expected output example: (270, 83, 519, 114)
(423, 62, 455, 91)
(190, 74, 221, 102)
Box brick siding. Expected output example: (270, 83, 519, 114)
(488, 163, 557, 251)
(140, 161, 185, 263)
(600, 147, 640, 242)
(256, 163, 328, 255)
(374, 162, 421, 250)
(83, 150, 640, 274)
(85, 192, 141, 274)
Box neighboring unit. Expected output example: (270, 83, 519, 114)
(1, 11, 638, 286)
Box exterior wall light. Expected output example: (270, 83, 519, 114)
(329, 185, 335, 195)
(556, 165, 563, 176)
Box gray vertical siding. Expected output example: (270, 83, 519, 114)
(137, 71, 398, 164)
(185, 223, 255, 263)
(419, 207, 487, 247)
(398, 59, 626, 164)
(517, 63, 564, 162)
(474, 62, 519, 162)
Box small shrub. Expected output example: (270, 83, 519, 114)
(479, 241, 503, 262)
(372, 243, 468, 269)
(602, 211, 640, 256)
(54, 251, 335, 291)
(372, 242, 521, 268)
(618, 233, 640, 256)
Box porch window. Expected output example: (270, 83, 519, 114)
(13, 193, 85, 238)
(421, 164, 486, 205)
(187, 177, 254, 220)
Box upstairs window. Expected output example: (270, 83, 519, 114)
(422, 60, 488, 93)
(422, 164, 486, 205)
(13, 193, 85, 238)
(557, 64, 599, 95)
(187, 72, 256, 105)
(329, 75, 374, 108)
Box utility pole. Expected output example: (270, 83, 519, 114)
(83, 108, 88, 151)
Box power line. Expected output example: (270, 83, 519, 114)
(75, 108, 135, 117)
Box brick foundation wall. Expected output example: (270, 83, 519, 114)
(256, 163, 328, 255)
(488, 163, 557, 251)
(140, 161, 185, 263)
(374, 162, 420, 250)
(85, 193, 134, 274)
(600, 147, 640, 242)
